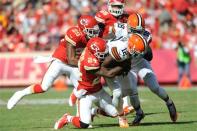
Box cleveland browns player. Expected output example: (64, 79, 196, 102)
(127, 13, 178, 124)
(101, 12, 177, 125)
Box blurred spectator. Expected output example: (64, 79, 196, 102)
(176, 41, 192, 84)
(0, 0, 196, 52)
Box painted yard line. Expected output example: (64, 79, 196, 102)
(0, 99, 68, 106)
(0, 98, 146, 106)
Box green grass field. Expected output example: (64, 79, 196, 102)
(0, 86, 197, 131)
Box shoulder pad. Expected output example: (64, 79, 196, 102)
(143, 30, 152, 44)
(65, 27, 82, 46)
(95, 10, 111, 23)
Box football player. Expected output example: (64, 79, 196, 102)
(95, 0, 135, 115)
(54, 37, 129, 129)
(7, 15, 100, 109)
(95, 0, 129, 38)
(102, 33, 146, 126)
(126, 13, 178, 124)
(105, 13, 177, 125)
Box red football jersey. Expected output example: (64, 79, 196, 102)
(52, 26, 88, 64)
(95, 10, 129, 37)
(77, 48, 102, 94)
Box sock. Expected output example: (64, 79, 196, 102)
(123, 96, 130, 108)
(71, 117, 81, 128)
(20, 84, 40, 96)
(164, 96, 173, 105)
(33, 84, 44, 93)
(91, 107, 98, 116)
(129, 94, 144, 114)
(135, 106, 143, 114)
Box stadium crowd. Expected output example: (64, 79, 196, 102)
(0, 0, 196, 52)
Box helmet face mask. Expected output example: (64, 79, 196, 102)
(129, 47, 144, 58)
(128, 26, 145, 34)
(95, 49, 109, 62)
(84, 25, 100, 39)
(108, 0, 125, 17)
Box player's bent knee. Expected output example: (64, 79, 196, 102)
(139, 68, 153, 79)
(80, 121, 89, 128)
(104, 105, 119, 117)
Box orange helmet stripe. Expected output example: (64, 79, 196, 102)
(136, 13, 142, 27)
(127, 13, 145, 29)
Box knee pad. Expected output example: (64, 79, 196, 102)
(80, 121, 89, 128)
(138, 68, 153, 80)
(130, 71, 137, 79)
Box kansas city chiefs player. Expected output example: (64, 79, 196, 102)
(95, 0, 130, 38)
(7, 15, 100, 110)
(95, 0, 134, 115)
(54, 37, 128, 129)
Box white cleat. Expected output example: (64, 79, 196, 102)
(7, 91, 24, 110)
(119, 117, 129, 128)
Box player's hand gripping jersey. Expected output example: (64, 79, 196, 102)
(52, 26, 88, 63)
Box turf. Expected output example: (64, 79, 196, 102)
(0, 86, 197, 131)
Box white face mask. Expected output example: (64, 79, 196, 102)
(108, 4, 124, 17)
(95, 47, 109, 62)
(84, 25, 100, 39)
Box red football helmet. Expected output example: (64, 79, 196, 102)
(127, 13, 145, 33)
(78, 15, 100, 39)
(108, 0, 125, 17)
(87, 37, 108, 62)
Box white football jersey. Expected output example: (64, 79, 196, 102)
(113, 22, 128, 39)
(107, 38, 129, 62)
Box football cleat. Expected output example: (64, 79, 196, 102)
(119, 117, 129, 128)
(123, 106, 135, 115)
(68, 92, 77, 106)
(166, 101, 178, 122)
(132, 111, 145, 126)
(7, 91, 24, 109)
(54, 113, 69, 130)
